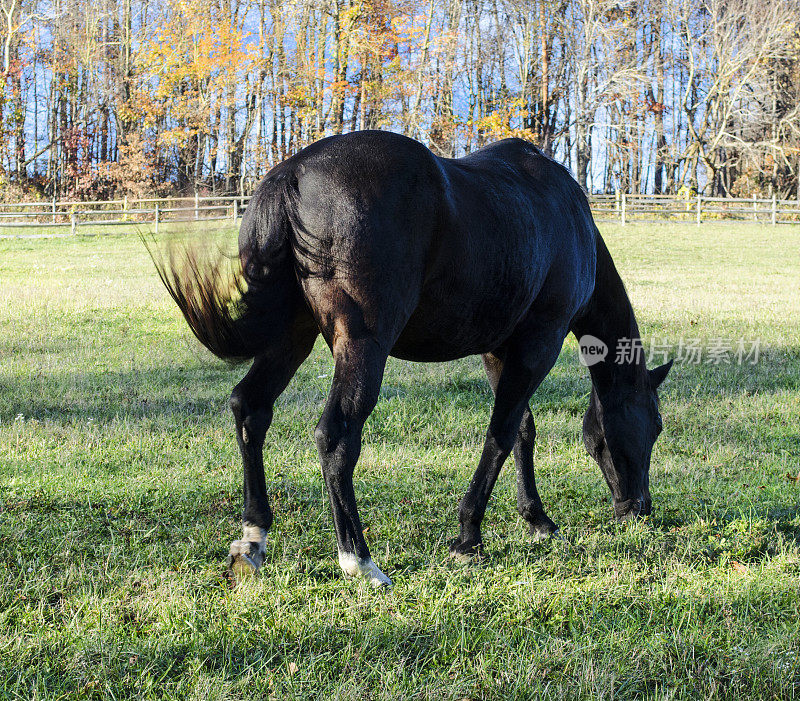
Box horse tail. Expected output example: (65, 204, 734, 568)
(143, 173, 301, 363)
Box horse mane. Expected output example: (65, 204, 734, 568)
(573, 229, 650, 392)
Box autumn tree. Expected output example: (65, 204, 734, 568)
(3, 0, 800, 199)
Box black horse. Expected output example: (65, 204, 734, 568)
(149, 131, 671, 587)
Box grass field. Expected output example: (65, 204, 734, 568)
(1, 222, 799, 699)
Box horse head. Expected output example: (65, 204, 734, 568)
(583, 360, 672, 520)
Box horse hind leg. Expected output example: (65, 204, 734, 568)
(482, 353, 559, 541)
(314, 334, 392, 587)
(226, 328, 317, 578)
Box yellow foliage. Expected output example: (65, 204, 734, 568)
(135, 0, 255, 148)
(471, 100, 537, 143)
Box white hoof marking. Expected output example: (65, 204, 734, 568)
(242, 523, 267, 550)
(229, 523, 267, 563)
(338, 550, 392, 588)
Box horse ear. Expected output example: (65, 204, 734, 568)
(649, 359, 673, 389)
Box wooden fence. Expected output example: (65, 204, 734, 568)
(0, 195, 250, 235)
(1, 193, 800, 236)
(589, 193, 800, 225)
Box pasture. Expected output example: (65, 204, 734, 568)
(1, 222, 799, 699)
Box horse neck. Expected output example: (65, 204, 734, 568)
(573, 234, 649, 396)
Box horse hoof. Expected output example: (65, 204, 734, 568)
(227, 539, 265, 579)
(529, 519, 559, 542)
(338, 551, 393, 588)
(227, 553, 258, 579)
(448, 538, 483, 563)
(368, 570, 393, 588)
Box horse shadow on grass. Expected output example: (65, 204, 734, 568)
(3, 339, 796, 423)
(0, 353, 590, 425)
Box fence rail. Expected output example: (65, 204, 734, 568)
(0, 195, 250, 235)
(588, 193, 800, 225)
(0, 193, 799, 236)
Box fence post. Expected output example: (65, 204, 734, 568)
(194, 192, 199, 221)
(753, 195, 758, 222)
(70, 211, 77, 235)
(232, 198, 238, 222)
(123, 194, 128, 222)
(696, 195, 702, 225)
(52, 197, 57, 225)
(155, 204, 160, 236)
(621, 193, 627, 225)
(771, 195, 777, 225)
(615, 189, 620, 216)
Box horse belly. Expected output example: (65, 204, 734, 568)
(390, 278, 539, 362)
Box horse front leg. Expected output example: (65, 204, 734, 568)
(482, 353, 558, 541)
(513, 410, 559, 539)
(227, 330, 317, 578)
(314, 336, 392, 588)
(450, 331, 564, 559)
(449, 389, 525, 560)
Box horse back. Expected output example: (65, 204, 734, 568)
(266, 132, 596, 359)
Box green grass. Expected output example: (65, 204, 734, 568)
(1, 223, 799, 700)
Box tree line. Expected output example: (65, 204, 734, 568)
(1, 0, 799, 201)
